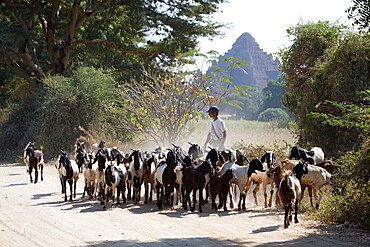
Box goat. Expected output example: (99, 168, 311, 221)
(103, 163, 126, 208)
(24, 142, 35, 173)
(154, 149, 178, 210)
(191, 160, 215, 213)
(82, 153, 97, 199)
(111, 147, 125, 166)
(59, 152, 79, 202)
(25, 144, 44, 183)
(75, 141, 88, 173)
(289, 146, 324, 165)
(188, 142, 202, 161)
(301, 164, 332, 209)
(235, 149, 249, 166)
(142, 155, 156, 203)
(210, 169, 236, 211)
(128, 150, 146, 204)
(181, 155, 196, 210)
(268, 158, 299, 206)
(92, 149, 109, 203)
(246, 151, 277, 207)
(278, 161, 308, 228)
(218, 158, 264, 210)
(315, 160, 335, 173)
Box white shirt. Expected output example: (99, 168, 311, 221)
(209, 118, 227, 150)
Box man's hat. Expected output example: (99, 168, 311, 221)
(206, 106, 219, 113)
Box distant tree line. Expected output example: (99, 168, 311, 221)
(220, 78, 291, 127)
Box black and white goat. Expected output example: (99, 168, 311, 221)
(75, 141, 88, 173)
(92, 149, 109, 203)
(188, 142, 202, 161)
(154, 149, 178, 210)
(128, 150, 146, 204)
(278, 161, 308, 228)
(289, 146, 324, 165)
(24, 143, 44, 183)
(59, 152, 79, 202)
(103, 163, 126, 208)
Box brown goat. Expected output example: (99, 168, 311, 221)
(210, 169, 235, 211)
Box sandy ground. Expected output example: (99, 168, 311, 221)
(0, 162, 369, 247)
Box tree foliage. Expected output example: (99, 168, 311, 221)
(279, 21, 370, 157)
(0, 0, 226, 85)
(347, 0, 370, 32)
(40, 66, 118, 158)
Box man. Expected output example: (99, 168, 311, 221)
(203, 106, 227, 151)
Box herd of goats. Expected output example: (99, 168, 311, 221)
(23, 141, 333, 228)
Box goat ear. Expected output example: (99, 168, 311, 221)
(261, 154, 265, 163)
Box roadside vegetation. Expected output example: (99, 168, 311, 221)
(0, 0, 369, 229)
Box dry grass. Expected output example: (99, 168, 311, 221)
(118, 118, 296, 153)
(188, 119, 296, 149)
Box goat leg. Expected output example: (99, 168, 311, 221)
(223, 192, 228, 211)
(284, 206, 289, 228)
(144, 182, 149, 204)
(268, 186, 274, 208)
(29, 166, 33, 183)
(294, 200, 299, 223)
(34, 167, 38, 184)
(40, 164, 43, 181)
(156, 184, 161, 209)
(73, 179, 76, 198)
(63, 178, 67, 202)
(191, 189, 196, 212)
(199, 189, 203, 213)
(69, 180, 73, 201)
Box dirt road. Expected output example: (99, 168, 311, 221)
(0, 163, 368, 246)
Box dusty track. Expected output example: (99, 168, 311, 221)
(0, 163, 368, 246)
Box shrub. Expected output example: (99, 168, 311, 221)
(40, 66, 119, 158)
(257, 108, 290, 127)
(314, 137, 370, 229)
(0, 93, 41, 161)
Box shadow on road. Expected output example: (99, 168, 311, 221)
(84, 237, 252, 247)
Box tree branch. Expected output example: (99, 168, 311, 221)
(0, 51, 38, 86)
(72, 39, 157, 55)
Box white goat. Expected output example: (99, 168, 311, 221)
(82, 153, 97, 199)
(301, 165, 332, 209)
(218, 158, 264, 210)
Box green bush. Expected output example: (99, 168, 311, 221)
(40, 66, 119, 158)
(314, 138, 370, 229)
(0, 93, 41, 161)
(257, 108, 290, 127)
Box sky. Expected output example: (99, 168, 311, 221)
(196, 0, 354, 70)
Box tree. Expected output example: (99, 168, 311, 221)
(112, 68, 210, 147)
(0, 0, 226, 86)
(260, 78, 286, 113)
(279, 21, 370, 157)
(347, 0, 370, 32)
